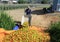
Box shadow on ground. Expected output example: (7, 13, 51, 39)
(31, 9, 44, 15)
(31, 9, 54, 15)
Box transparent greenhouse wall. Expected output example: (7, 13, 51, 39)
(52, 0, 58, 11)
(57, 0, 60, 11)
(58, 0, 60, 4)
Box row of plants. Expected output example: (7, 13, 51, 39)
(0, 4, 50, 10)
(0, 11, 15, 30)
(18, 0, 29, 4)
(0, 4, 27, 10)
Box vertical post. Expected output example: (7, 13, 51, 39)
(57, 0, 60, 11)
(52, 0, 58, 11)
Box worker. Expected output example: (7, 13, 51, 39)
(25, 6, 32, 26)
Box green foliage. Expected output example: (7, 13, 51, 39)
(48, 21, 60, 42)
(0, 4, 27, 10)
(18, 0, 27, 4)
(0, 11, 15, 30)
(41, 0, 48, 4)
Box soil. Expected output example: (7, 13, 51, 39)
(5, 8, 60, 28)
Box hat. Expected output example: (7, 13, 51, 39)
(27, 6, 30, 8)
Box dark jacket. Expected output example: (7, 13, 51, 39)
(25, 8, 31, 15)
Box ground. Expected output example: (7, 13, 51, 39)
(5, 8, 60, 28)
